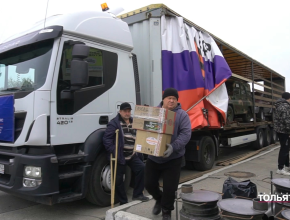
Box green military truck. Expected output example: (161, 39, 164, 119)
(226, 80, 272, 123)
(219, 72, 282, 153)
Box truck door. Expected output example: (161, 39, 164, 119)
(50, 37, 117, 145)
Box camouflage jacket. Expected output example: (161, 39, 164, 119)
(274, 98, 290, 134)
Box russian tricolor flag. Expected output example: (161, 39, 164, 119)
(161, 16, 232, 129)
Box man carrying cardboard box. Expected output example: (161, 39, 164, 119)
(132, 105, 176, 156)
(144, 88, 192, 220)
(103, 102, 149, 205)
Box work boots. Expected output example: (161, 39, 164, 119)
(152, 199, 161, 215)
(162, 209, 171, 220)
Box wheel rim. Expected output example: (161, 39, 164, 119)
(204, 144, 211, 164)
(101, 164, 111, 192)
(259, 131, 264, 146)
(100, 164, 126, 194)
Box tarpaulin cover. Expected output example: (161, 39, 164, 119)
(161, 15, 232, 129)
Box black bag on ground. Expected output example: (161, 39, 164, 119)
(222, 177, 257, 199)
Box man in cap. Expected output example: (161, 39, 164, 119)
(103, 102, 149, 205)
(145, 88, 192, 220)
(274, 92, 290, 175)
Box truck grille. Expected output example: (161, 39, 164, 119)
(0, 154, 14, 184)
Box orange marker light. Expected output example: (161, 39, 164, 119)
(101, 3, 109, 11)
(197, 146, 199, 150)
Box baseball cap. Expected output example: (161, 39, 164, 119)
(120, 102, 132, 110)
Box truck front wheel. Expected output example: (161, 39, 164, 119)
(194, 136, 215, 171)
(86, 151, 131, 206)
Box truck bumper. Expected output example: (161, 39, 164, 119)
(0, 149, 59, 205)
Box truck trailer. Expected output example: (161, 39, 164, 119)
(0, 4, 285, 206)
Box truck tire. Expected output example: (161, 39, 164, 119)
(270, 128, 278, 144)
(86, 151, 131, 206)
(263, 127, 271, 147)
(256, 108, 265, 122)
(251, 128, 264, 150)
(194, 136, 215, 171)
(242, 108, 252, 122)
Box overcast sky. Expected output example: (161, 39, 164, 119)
(0, 0, 289, 91)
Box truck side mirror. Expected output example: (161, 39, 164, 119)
(70, 44, 89, 88)
(61, 44, 89, 100)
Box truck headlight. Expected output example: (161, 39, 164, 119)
(24, 166, 42, 178)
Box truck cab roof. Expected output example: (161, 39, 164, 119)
(2, 10, 133, 51)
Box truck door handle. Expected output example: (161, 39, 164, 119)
(99, 116, 109, 125)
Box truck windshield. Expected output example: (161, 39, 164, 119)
(0, 39, 53, 93)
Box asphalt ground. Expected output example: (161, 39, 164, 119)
(125, 146, 281, 220)
(0, 144, 280, 220)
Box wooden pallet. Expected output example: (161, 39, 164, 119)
(158, 143, 279, 187)
(216, 143, 279, 166)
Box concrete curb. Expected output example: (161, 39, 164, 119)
(105, 196, 153, 220)
(105, 146, 280, 220)
(115, 211, 151, 220)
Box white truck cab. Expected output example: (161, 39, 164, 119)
(0, 10, 139, 206)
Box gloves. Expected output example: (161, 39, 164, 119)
(163, 144, 173, 158)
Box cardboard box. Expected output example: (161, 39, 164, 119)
(133, 105, 176, 135)
(134, 130, 172, 156)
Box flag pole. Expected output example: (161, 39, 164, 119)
(185, 80, 227, 113)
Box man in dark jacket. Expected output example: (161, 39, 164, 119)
(103, 102, 149, 205)
(274, 92, 290, 175)
(145, 88, 192, 220)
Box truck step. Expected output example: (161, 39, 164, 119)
(59, 171, 83, 179)
(57, 154, 87, 165)
(57, 193, 83, 203)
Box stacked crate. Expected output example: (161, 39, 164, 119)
(132, 105, 176, 156)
